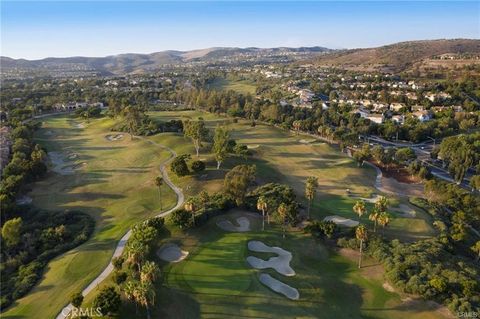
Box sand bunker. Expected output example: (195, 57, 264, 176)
(247, 241, 295, 276)
(73, 123, 85, 129)
(217, 217, 251, 232)
(259, 273, 299, 300)
(16, 195, 32, 205)
(105, 134, 124, 141)
(157, 244, 189, 263)
(247, 144, 260, 149)
(48, 152, 75, 175)
(323, 215, 359, 227)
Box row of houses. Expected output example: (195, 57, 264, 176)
(52, 102, 104, 111)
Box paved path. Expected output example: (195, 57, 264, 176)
(56, 136, 184, 319)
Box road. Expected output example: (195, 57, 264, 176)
(55, 136, 184, 319)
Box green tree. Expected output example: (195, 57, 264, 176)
(369, 210, 380, 233)
(70, 291, 84, 308)
(256, 195, 268, 231)
(378, 211, 391, 235)
(140, 261, 160, 284)
(213, 126, 230, 169)
(471, 241, 480, 262)
(224, 165, 256, 205)
(2, 217, 22, 247)
(135, 282, 156, 319)
(170, 155, 190, 177)
(305, 176, 318, 219)
(190, 160, 205, 173)
(183, 120, 208, 157)
(126, 240, 148, 272)
(355, 224, 368, 268)
(470, 175, 480, 192)
(277, 203, 288, 239)
(93, 286, 121, 317)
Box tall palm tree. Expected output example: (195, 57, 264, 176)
(374, 196, 388, 212)
(154, 176, 163, 210)
(378, 212, 391, 235)
(471, 241, 480, 262)
(256, 196, 268, 231)
(124, 280, 140, 314)
(126, 240, 148, 273)
(140, 261, 160, 284)
(292, 120, 302, 135)
(369, 210, 380, 233)
(353, 200, 366, 221)
(184, 200, 196, 226)
(355, 224, 368, 269)
(305, 176, 318, 219)
(277, 203, 288, 239)
(135, 282, 156, 319)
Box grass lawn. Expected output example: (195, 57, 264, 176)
(108, 210, 448, 319)
(206, 77, 257, 95)
(3, 115, 177, 319)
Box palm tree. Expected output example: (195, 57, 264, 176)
(135, 282, 156, 319)
(353, 200, 366, 221)
(277, 203, 288, 239)
(126, 240, 148, 273)
(184, 200, 196, 226)
(292, 120, 302, 135)
(355, 224, 368, 269)
(374, 196, 388, 212)
(378, 211, 391, 235)
(140, 261, 160, 284)
(369, 210, 380, 233)
(124, 280, 140, 314)
(256, 196, 268, 231)
(199, 190, 209, 211)
(305, 176, 318, 219)
(154, 176, 163, 210)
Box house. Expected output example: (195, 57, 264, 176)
(411, 105, 425, 112)
(391, 115, 405, 125)
(390, 103, 406, 112)
(365, 114, 385, 124)
(413, 111, 432, 122)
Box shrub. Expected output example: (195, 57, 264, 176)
(167, 209, 192, 229)
(93, 286, 121, 316)
(70, 291, 84, 307)
(170, 155, 190, 177)
(191, 160, 206, 174)
(112, 271, 127, 285)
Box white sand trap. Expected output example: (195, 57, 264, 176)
(105, 134, 124, 141)
(48, 152, 75, 175)
(247, 241, 295, 276)
(392, 204, 416, 218)
(247, 144, 260, 149)
(323, 215, 359, 228)
(73, 123, 85, 129)
(299, 139, 316, 144)
(217, 217, 251, 232)
(157, 244, 189, 263)
(259, 273, 299, 300)
(16, 195, 32, 205)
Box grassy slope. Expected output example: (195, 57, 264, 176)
(206, 77, 257, 95)
(3, 115, 177, 319)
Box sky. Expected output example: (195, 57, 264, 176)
(1, 1, 479, 59)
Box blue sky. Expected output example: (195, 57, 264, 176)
(1, 1, 479, 59)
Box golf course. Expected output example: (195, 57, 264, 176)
(4, 110, 443, 319)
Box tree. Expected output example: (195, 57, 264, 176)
(305, 176, 318, 219)
(374, 196, 388, 212)
(112, 256, 124, 271)
(224, 165, 256, 205)
(353, 200, 366, 221)
(395, 147, 416, 163)
(70, 291, 84, 308)
(292, 120, 302, 135)
(167, 209, 192, 229)
(126, 240, 148, 272)
(123, 106, 141, 140)
(170, 154, 190, 177)
(154, 176, 163, 210)
(470, 175, 480, 192)
(93, 286, 121, 316)
(140, 261, 160, 284)
(199, 190, 209, 210)
(277, 203, 288, 239)
(213, 126, 230, 169)
(234, 144, 249, 161)
(355, 224, 368, 268)
(470, 241, 480, 262)
(135, 282, 156, 319)
(190, 160, 205, 174)
(2, 217, 22, 247)
(183, 119, 208, 157)
(378, 211, 391, 235)
(369, 210, 380, 233)
(124, 280, 140, 314)
(256, 195, 268, 230)
(184, 199, 196, 225)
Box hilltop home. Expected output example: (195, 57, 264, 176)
(413, 111, 432, 122)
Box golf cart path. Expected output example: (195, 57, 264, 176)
(56, 136, 184, 319)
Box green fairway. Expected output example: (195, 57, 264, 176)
(3, 115, 178, 319)
(206, 77, 257, 95)
(114, 210, 448, 319)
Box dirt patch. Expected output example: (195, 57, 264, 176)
(105, 134, 124, 141)
(383, 281, 395, 292)
(217, 217, 251, 232)
(157, 243, 189, 263)
(259, 273, 299, 300)
(299, 139, 316, 144)
(369, 160, 421, 184)
(247, 241, 295, 276)
(324, 215, 359, 227)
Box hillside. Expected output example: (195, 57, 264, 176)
(314, 39, 480, 72)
